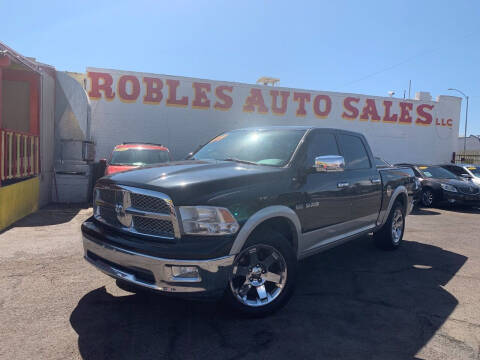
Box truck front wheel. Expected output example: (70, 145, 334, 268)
(374, 201, 405, 250)
(225, 229, 297, 316)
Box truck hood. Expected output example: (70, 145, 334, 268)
(99, 160, 287, 204)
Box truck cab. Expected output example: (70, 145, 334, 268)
(82, 126, 415, 315)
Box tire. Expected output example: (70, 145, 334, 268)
(224, 228, 297, 317)
(374, 201, 405, 250)
(421, 189, 435, 207)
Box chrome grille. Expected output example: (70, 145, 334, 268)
(98, 206, 121, 227)
(133, 216, 174, 236)
(98, 188, 116, 204)
(94, 185, 180, 240)
(131, 193, 171, 213)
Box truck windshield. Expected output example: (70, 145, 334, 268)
(418, 166, 457, 179)
(110, 149, 170, 166)
(192, 129, 306, 167)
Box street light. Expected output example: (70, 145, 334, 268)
(448, 88, 469, 155)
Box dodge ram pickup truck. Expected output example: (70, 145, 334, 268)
(82, 126, 417, 315)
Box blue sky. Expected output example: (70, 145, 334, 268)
(2, 0, 479, 135)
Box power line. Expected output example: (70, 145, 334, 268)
(337, 31, 476, 90)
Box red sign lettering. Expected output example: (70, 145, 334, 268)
(192, 82, 211, 109)
(313, 95, 332, 118)
(166, 79, 188, 107)
(88, 72, 115, 100)
(243, 88, 268, 114)
(342, 97, 360, 120)
(214, 85, 233, 111)
(143, 77, 163, 104)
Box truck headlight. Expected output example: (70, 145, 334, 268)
(440, 183, 457, 192)
(179, 206, 239, 236)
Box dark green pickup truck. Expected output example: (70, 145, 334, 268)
(82, 126, 417, 315)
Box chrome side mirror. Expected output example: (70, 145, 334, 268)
(314, 155, 345, 172)
(461, 173, 472, 179)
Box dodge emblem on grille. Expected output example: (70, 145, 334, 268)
(115, 197, 132, 227)
(115, 203, 125, 216)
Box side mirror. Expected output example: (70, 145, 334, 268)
(99, 158, 107, 166)
(461, 173, 473, 179)
(185, 152, 194, 160)
(314, 155, 345, 172)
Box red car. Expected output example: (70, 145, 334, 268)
(103, 143, 171, 175)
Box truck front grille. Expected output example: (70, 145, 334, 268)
(133, 216, 174, 237)
(94, 185, 180, 240)
(131, 193, 171, 213)
(98, 206, 121, 227)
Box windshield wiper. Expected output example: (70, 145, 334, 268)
(222, 158, 259, 166)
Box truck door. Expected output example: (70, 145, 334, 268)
(296, 130, 351, 234)
(336, 134, 382, 230)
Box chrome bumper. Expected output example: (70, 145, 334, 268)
(83, 236, 234, 294)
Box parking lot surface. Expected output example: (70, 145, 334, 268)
(0, 205, 479, 360)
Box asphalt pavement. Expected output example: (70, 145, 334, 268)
(0, 204, 479, 360)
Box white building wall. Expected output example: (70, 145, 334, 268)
(457, 136, 480, 153)
(86, 67, 462, 165)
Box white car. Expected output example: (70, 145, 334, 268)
(441, 164, 480, 186)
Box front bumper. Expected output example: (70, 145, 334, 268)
(83, 235, 234, 295)
(442, 191, 480, 206)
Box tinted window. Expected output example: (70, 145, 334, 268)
(110, 149, 170, 165)
(193, 129, 306, 167)
(468, 166, 480, 176)
(417, 166, 456, 179)
(304, 132, 340, 166)
(443, 165, 466, 176)
(338, 134, 371, 170)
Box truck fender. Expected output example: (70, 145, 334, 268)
(229, 205, 302, 257)
(377, 185, 408, 228)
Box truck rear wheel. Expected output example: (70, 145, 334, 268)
(374, 201, 405, 250)
(225, 229, 297, 317)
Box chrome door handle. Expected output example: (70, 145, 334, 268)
(370, 178, 381, 184)
(337, 182, 350, 188)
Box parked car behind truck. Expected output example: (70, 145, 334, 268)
(397, 163, 480, 208)
(440, 163, 480, 186)
(103, 143, 171, 175)
(82, 127, 416, 315)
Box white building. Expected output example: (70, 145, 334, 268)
(53, 67, 463, 202)
(457, 135, 480, 153)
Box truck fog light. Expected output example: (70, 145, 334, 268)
(171, 266, 200, 280)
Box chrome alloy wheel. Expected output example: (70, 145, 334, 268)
(422, 191, 433, 206)
(229, 245, 287, 307)
(391, 208, 404, 244)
